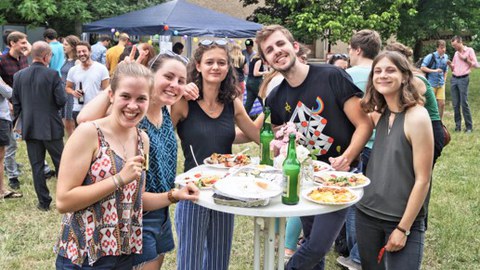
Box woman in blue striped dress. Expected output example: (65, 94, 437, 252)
(171, 40, 260, 270)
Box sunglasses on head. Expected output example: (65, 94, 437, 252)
(332, 53, 348, 59)
(199, 39, 228, 47)
(149, 50, 188, 69)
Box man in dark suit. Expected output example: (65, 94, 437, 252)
(12, 41, 66, 211)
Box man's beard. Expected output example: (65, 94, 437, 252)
(273, 53, 296, 74)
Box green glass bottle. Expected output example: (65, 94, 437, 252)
(260, 107, 274, 166)
(282, 133, 301, 205)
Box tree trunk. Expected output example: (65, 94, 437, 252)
(74, 20, 82, 37)
(413, 39, 423, 62)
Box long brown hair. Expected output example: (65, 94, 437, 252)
(361, 51, 424, 113)
(187, 44, 239, 103)
(64, 35, 81, 59)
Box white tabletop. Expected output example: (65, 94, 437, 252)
(178, 165, 363, 218)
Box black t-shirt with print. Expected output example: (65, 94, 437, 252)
(266, 64, 362, 163)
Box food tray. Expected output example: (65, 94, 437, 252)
(212, 193, 270, 207)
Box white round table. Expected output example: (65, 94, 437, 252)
(177, 165, 364, 270)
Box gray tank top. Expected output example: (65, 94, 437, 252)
(357, 109, 426, 222)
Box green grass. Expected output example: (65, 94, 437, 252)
(1, 69, 480, 269)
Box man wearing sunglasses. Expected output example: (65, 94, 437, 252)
(257, 25, 372, 270)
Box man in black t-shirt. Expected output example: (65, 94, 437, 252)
(256, 25, 372, 270)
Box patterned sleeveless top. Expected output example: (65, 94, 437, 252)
(55, 122, 146, 266)
(138, 106, 177, 193)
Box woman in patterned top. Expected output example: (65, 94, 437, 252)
(55, 62, 198, 269)
(76, 52, 196, 270)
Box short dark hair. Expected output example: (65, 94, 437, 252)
(76, 41, 91, 51)
(451, 35, 463, 43)
(436, 40, 446, 48)
(172, 42, 184, 54)
(43, 28, 58, 40)
(99, 36, 111, 42)
(3, 29, 14, 45)
(349, 29, 381, 60)
(7, 31, 27, 46)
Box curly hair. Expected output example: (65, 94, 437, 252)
(361, 51, 424, 114)
(187, 44, 239, 104)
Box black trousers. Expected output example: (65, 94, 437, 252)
(26, 139, 64, 207)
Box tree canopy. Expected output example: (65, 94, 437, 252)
(242, 0, 480, 58)
(0, 0, 166, 35)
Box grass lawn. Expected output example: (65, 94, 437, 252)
(1, 69, 480, 269)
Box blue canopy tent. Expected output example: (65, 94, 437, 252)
(82, 0, 262, 38)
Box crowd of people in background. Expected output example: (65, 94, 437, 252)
(0, 23, 478, 270)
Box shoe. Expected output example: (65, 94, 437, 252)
(465, 129, 472, 133)
(45, 170, 56, 180)
(284, 250, 294, 264)
(36, 203, 50, 212)
(454, 127, 461, 132)
(0, 190, 23, 199)
(8, 177, 20, 190)
(336, 256, 362, 270)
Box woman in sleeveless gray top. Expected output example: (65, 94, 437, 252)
(357, 51, 434, 270)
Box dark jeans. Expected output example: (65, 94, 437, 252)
(26, 139, 63, 207)
(356, 208, 425, 270)
(56, 254, 133, 269)
(451, 76, 472, 130)
(245, 77, 263, 114)
(286, 208, 348, 270)
(73, 111, 80, 127)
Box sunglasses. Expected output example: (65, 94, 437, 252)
(199, 39, 228, 47)
(332, 53, 349, 59)
(149, 50, 188, 69)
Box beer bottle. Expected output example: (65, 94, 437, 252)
(78, 82, 84, 105)
(260, 107, 274, 165)
(282, 133, 300, 205)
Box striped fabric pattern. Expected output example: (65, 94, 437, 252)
(175, 201, 234, 270)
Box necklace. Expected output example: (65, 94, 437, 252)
(112, 132, 133, 160)
(199, 100, 222, 114)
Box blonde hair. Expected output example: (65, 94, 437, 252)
(230, 43, 245, 68)
(111, 62, 154, 95)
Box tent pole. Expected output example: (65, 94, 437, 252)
(187, 36, 192, 59)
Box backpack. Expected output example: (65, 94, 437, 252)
(415, 53, 436, 79)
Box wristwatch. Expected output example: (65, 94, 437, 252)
(396, 225, 410, 236)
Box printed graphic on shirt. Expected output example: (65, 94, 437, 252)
(290, 100, 334, 155)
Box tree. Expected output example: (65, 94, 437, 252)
(0, 0, 166, 36)
(241, 0, 417, 46)
(396, 0, 480, 60)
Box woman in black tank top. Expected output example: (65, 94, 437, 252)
(357, 51, 433, 269)
(171, 41, 260, 270)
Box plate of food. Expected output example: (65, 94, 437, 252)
(203, 153, 251, 169)
(312, 160, 333, 173)
(229, 165, 283, 184)
(313, 171, 370, 189)
(175, 172, 225, 189)
(302, 186, 359, 205)
(213, 176, 282, 200)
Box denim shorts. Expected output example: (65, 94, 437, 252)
(133, 207, 174, 266)
(0, 119, 11, 146)
(55, 254, 133, 270)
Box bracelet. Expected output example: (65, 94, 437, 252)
(116, 174, 125, 186)
(112, 175, 121, 189)
(167, 189, 179, 204)
(396, 225, 410, 236)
